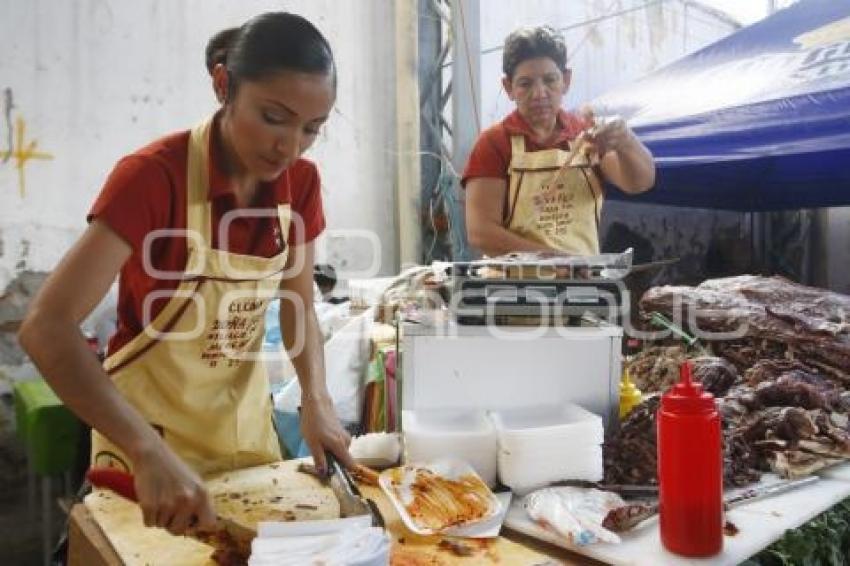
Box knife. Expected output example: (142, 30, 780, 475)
(596, 483, 659, 496)
(601, 475, 819, 532)
(552, 479, 659, 497)
(325, 453, 385, 528)
(86, 468, 255, 554)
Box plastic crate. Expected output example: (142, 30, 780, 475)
(13, 379, 81, 475)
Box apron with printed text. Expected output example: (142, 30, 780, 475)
(505, 135, 604, 255)
(91, 118, 289, 475)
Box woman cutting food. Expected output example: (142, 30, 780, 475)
(463, 25, 656, 257)
(18, 12, 354, 536)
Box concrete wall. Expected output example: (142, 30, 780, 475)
(0, 0, 399, 296)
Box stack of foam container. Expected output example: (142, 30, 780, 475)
(401, 409, 498, 487)
(490, 403, 604, 494)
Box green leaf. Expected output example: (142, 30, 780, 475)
(747, 497, 850, 565)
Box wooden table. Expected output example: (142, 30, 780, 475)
(68, 503, 602, 565)
(68, 465, 602, 565)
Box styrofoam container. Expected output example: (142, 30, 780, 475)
(349, 432, 401, 469)
(489, 403, 603, 493)
(402, 409, 498, 486)
(378, 459, 502, 535)
(497, 445, 601, 463)
(489, 404, 604, 447)
(498, 445, 604, 494)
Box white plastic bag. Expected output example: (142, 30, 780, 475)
(275, 307, 374, 424)
(314, 301, 352, 342)
(523, 487, 625, 545)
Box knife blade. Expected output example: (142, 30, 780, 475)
(627, 257, 679, 274)
(552, 479, 659, 497)
(596, 483, 660, 496)
(86, 467, 255, 552)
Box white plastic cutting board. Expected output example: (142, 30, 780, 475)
(504, 462, 850, 565)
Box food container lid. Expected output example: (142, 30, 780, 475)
(402, 409, 495, 434)
(489, 403, 604, 443)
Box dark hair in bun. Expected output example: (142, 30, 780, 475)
(205, 12, 336, 96)
(205, 27, 239, 76)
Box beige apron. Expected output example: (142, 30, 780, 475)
(505, 135, 604, 255)
(92, 118, 289, 475)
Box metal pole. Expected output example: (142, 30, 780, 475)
(42, 476, 51, 566)
(27, 448, 35, 523)
(395, 0, 423, 268)
(449, 0, 480, 260)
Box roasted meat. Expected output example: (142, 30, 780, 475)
(603, 396, 661, 486)
(626, 346, 687, 394)
(640, 276, 850, 383)
(603, 277, 850, 487)
(626, 348, 739, 396)
(693, 356, 740, 397)
(605, 394, 759, 488)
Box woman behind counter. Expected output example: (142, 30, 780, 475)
(19, 12, 354, 536)
(463, 25, 656, 257)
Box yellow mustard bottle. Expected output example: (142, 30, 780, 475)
(619, 367, 642, 419)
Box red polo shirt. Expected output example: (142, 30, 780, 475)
(461, 109, 590, 187)
(89, 115, 325, 355)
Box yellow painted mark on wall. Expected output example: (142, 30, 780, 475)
(0, 116, 54, 198)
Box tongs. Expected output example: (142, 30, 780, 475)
(325, 453, 385, 529)
(648, 311, 707, 353)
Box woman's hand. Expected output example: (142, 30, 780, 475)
(578, 105, 655, 193)
(299, 395, 354, 475)
(577, 107, 635, 156)
(587, 117, 635, 156)
(133, 442, 218, 536)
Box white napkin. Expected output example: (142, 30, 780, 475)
(248, 518, 390, 566)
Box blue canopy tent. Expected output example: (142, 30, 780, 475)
(593, 0, 850, 211)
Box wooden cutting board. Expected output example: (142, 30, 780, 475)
(84, 461, 340, 566)
(85, 459, 584, 565)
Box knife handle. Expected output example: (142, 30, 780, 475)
(87, 468, 138, 502)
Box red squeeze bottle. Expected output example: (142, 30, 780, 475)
(657, 360, 723, 557)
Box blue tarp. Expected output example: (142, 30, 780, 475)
(593, 0, 850, 211)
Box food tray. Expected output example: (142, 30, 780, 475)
(378, 459, 502, 535)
